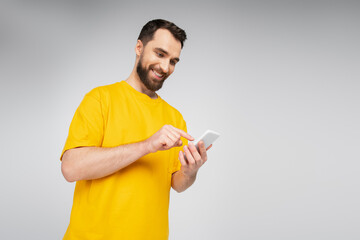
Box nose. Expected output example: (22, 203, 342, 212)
(159, 60, 169, 74)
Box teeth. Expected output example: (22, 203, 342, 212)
(153, 70, 163, 78)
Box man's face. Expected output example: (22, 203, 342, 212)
(136, 29, 182, 92)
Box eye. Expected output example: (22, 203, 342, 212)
(170, 60, 176, 66)
(156, 52, 164, 57)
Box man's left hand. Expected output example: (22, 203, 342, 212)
(178, 141, 212, 177)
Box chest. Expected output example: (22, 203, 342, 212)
(102, 96, 175, 147)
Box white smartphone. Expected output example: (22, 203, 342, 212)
(192, 129, 220, 151)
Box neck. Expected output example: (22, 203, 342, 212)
(125, 69, 158, 99)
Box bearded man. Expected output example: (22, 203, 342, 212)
(60, 19, 210, 239)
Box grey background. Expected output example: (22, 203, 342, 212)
(1, 1, 359, 239)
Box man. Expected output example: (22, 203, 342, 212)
(60, 19, 211, 239)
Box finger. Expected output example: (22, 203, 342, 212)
(163, 127, 181, 146)
(165, 130, 183, 148)
(198, 141, 206, 152)
(171, 139, 182, 147)
(161, 135, 174, 149)
(170, 126, 194, 141)
(166, 131, 179, 145)
(198, 141, 208, 164)
(183, 145, 195, 164)
(177, 139, 183, 147)
(206, 144, 213, 151)
(178, 151, 187, 166)
(188, 142, 202, 165)
(167, 128, 181, 140)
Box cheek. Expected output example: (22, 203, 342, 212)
(147, 53, 158, 62)
(140, 53, 154, 67)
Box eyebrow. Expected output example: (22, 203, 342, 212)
(155, 47, 180, 63)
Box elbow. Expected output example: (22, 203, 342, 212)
(171, 172, 187, 193)
(61, 151, 77, 182)
(171, 181, 185, 193)
(173, 187, 184, 193)
(61, 161, 76, 182)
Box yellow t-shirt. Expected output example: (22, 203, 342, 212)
(61, 81, 187, 240)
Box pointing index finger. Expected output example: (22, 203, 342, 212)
(172, 126, 194, 141)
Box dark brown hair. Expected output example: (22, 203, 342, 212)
(138, 19, 187, 48)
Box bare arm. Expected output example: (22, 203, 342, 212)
(171, 141, 212, 192)
(61, 125, 194, 182)
(61, 142, 148, 182)
(171, 168, 197, 193)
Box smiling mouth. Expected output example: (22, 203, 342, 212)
(152, 69, 165, 80)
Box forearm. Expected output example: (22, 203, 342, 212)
(61, 141, 150, 182)
(171, 170, 197, 193)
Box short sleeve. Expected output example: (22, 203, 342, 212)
(60, 89, 104, 160)
(171, 118, 188, 174)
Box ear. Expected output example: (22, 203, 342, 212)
(135, 40, 143, 57)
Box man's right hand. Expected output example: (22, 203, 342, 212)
(145, 125, 194, 153)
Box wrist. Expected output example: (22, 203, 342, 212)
(180, 169, 197, 180)
(142, 138, 154, 154)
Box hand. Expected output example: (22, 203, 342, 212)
(146, 125, 194, 153)
(178, 141, 212, 178)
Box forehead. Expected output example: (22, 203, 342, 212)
(146, 29, 182, 57)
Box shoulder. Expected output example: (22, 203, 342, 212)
(85, 82, 121, 101)
(161, 97, 181, 113)
(160, 98, 186, 122)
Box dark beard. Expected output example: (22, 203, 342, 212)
(136, 58, 166, 92)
